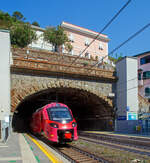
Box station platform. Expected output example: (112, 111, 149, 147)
(0, 132, 38, 163)
(81, 130, 150, 139)
(0, 132, 68, 163)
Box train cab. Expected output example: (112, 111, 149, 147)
(30, 102, 78, 143)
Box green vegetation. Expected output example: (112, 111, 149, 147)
(0, 10, 72, 51)
(65, 42, 73, 53)
(10, 23, 37, 48)
(43, 25, 72, 52)
(0, 11, 14, 29)
(108, 53, 123, 63)
(12, 11, 26, 22)
(0, 10, 38, 48)
(32, 21, 40, 27)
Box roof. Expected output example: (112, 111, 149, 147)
(134, 51, 150, 57)
(116, 56, 137, 63)
(31, 25, 45, 32)
(0, 29, 10, 33)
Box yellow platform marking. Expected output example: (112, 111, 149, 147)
(26, 134, 62, 163)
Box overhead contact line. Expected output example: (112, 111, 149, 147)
(65, 0, 132, 70)
(90, 22, 150, 68)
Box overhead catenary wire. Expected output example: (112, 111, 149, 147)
(59, 1, 149, 99)
(65, 0, 132, 70)
(61, 20, 150, 90)
(90, 22, 150, 68)
(116, 81, 150, 94)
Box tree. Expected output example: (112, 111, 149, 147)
(65, 42, 73, 53)
(109, 53, 123, 63)
(32, 21, 40, 27)
(12, 11, 25, 21)
(10, 23, 37, 48)
(43, 25, 70, 52)
(0, 11, 13, 29)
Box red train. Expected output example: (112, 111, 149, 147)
(30, 102, 78, 143)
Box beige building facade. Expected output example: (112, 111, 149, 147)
(29, 22, 110, 63)
(61, 21, 109, 61)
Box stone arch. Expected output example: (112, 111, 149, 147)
(11, 79, 113, 112)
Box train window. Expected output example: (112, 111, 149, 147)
(47, 107, 73, 122)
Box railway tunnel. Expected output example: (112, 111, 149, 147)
(12, 87, 114, 133)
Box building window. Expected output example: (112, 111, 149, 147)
(140, 55, 150, 65)
(85, 52, 90, 59)
(143, 71, 150, 79)
(145, 87, 150, 97)
(138, 73, 142, 80)
(69, 49, 74, 55)
(68, 33, 74, 42)
(85, 38, 89, 46)
(62, 44, 65, 53)
(99, 44, 104, 50)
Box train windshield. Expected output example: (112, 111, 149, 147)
(47, 107, 73, 122)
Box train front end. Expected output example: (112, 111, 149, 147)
(44, 103, 78, 143)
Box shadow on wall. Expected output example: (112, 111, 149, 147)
(12, 113, 31, 133)
(78, 119, 113, 131)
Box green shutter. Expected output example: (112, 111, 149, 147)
(143, 71, 150, 79)
(145, 87, 150, 96)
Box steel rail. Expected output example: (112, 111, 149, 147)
(33, 133, 110, 163)
(78, 133, 150, 157)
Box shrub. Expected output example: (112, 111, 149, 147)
(43, 25, 69, 52)
(10, 23, 37, 48)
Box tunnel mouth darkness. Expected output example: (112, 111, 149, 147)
(12, 87, 113, 133)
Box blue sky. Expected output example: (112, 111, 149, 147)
(1, 0, 150, 57)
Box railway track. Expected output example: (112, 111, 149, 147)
(32, 133, 110, 163)
(57, 144, 109, 163)
(78, 132, 150, 157)
(79, 131, 150, 147)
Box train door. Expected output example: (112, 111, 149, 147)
(32, 113, 41, 133)
(41, 113, 44, 132)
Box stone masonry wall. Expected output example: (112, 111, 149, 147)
(11, 73, 114, 112)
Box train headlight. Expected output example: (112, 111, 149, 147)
(49, 123, 58, 128)
(62, 120, 66, 124)
(72, 122, 77, 127)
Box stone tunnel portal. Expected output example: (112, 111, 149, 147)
(12, 87, 114, 132)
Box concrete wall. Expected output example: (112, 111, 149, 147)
(116, 57, 138, 116)
(116, 58, 127, 116)
(115, 57, 139, 133)
(29, 30, 53, 51)
(0, 30, 11, 119)
(0, 30, 11, 141)
(115, 120, 139, 134)
(126, 57, 138, 113)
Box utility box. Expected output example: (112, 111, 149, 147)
(0, 30, 11, 141)
(115, 57, 139, 133)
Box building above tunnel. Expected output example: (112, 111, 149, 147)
(61, 21, 109, 61)
(29, 21, 110, 63)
